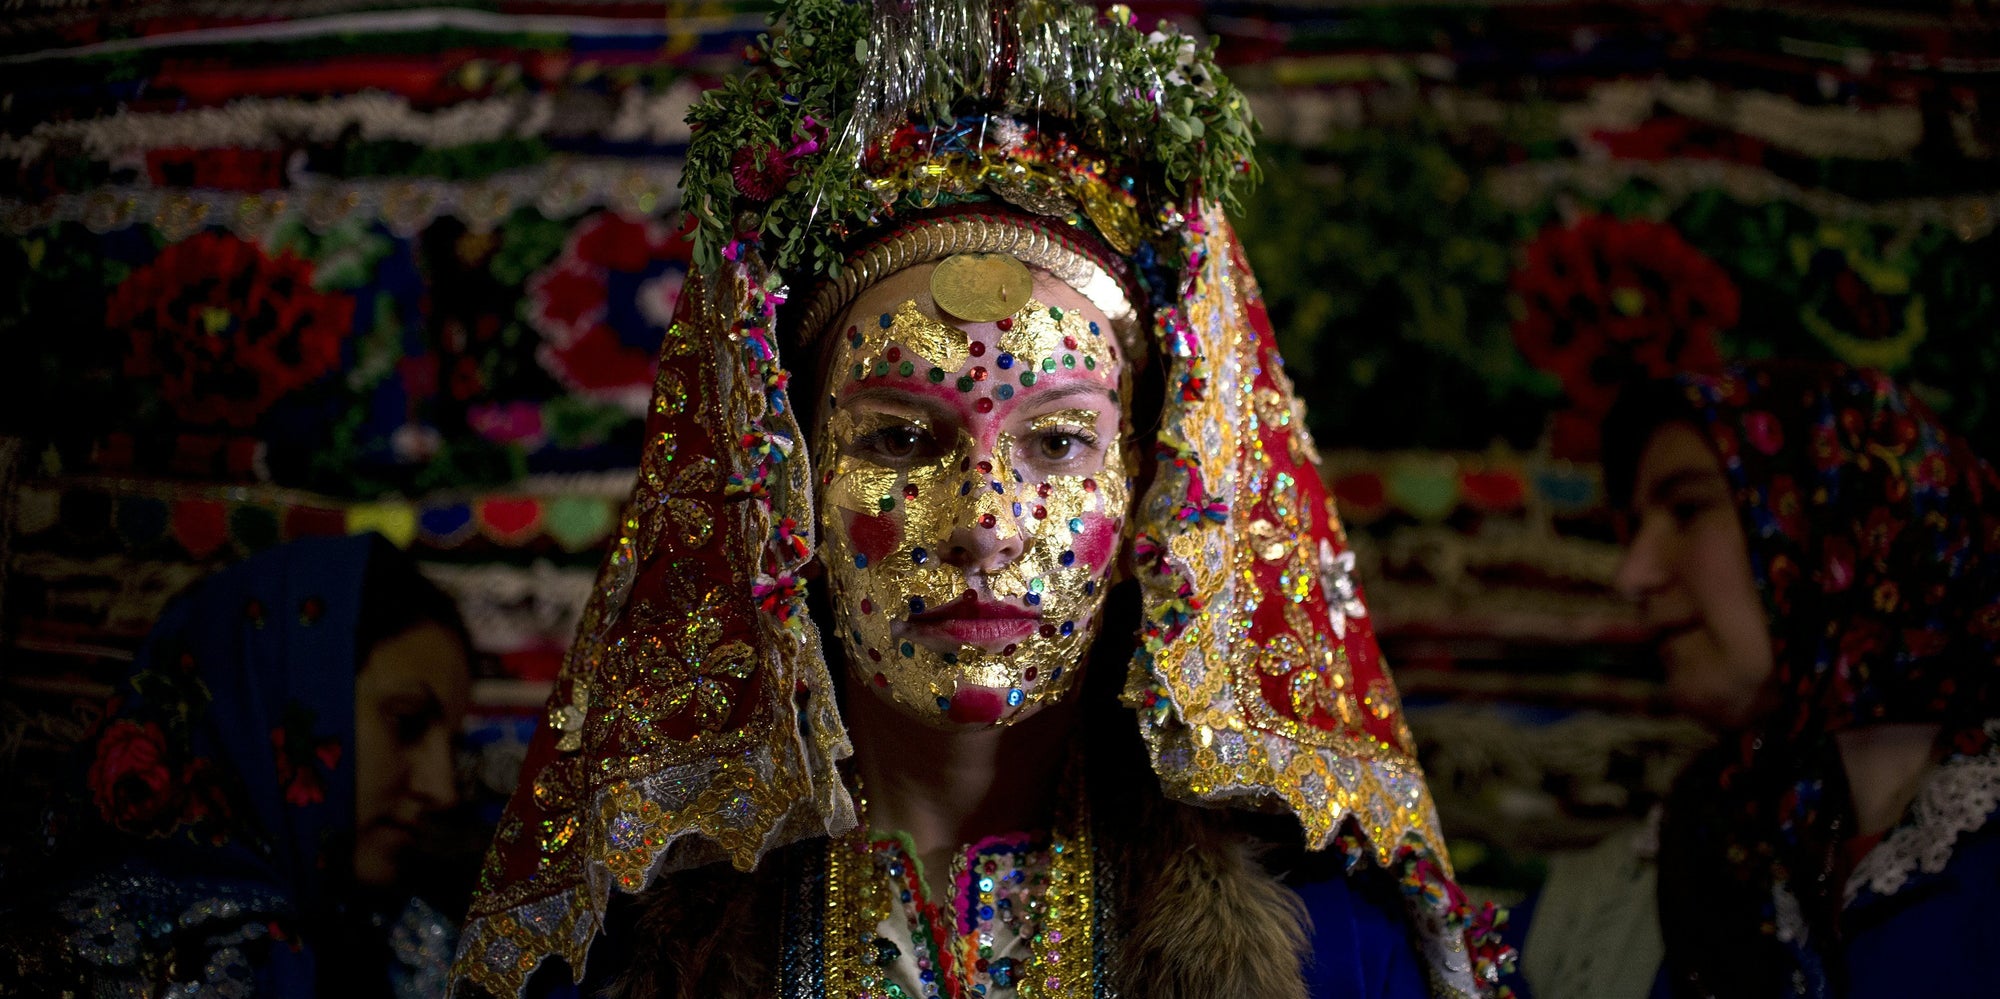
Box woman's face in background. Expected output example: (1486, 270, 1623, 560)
(815, 261, 1133, 729)
(352, 621, 471, 886)
(1614, 422, 1776, 729)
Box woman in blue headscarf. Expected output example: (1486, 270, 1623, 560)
(22, 533, 472, 998)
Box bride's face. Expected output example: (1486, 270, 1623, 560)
(814, 262, 1132, 728)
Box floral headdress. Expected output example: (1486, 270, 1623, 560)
(453, 3, 1505, 996)
(679, 0, 1257, 278)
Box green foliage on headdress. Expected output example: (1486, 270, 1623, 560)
(680, 0, 1259, 276)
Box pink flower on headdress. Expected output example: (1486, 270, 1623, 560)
(732, 145, 795, 202)
(526, 213, 693, 415)
(728, 116, 827, 203)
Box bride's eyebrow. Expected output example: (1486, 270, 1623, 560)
(838, 386, 957, 423)
(1013, 383, 1114, 410)
(1021, 408, 1104, 433)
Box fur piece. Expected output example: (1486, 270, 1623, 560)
(1109, 798, 1313, 999)
(611, 860, 771, 999)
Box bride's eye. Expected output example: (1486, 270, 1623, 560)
(1033, 428, 1099, 463)
(854, 424, 939, 463)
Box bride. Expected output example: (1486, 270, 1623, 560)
(452, 3, 1507, 997)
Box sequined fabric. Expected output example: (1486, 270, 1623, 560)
(814, 789, 1100, 999)
(776, 837, 1110, 999)
(454, 262, 856, 998)
(1124, 207, 1439, 858)
(56, 870, 283, 999)
(1120, 207, 1473, 994)
(388, 897, 459, 999)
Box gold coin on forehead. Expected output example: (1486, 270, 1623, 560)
(930, 253, 1034, 323)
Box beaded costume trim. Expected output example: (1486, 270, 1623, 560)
(822, 785, 1095, 999)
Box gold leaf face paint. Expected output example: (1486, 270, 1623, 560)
(998, 302, 1116, 375)
(839, 300, 973, 377)
(816, 285, 1132, 727)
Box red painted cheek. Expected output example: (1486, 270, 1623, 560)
(945, 686, 1006, 725)
(1072, 514, 1120, 571)
(844, 512, 902, 564)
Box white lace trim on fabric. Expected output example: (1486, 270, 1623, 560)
(1843, 720, 2000, 906)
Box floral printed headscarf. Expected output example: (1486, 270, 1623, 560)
(64, 535, 377, 996)
(1612, 361, 2000, 997)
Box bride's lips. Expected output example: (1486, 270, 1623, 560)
(903, 594, 1039, 647)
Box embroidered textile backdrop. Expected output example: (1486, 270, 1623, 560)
(3, 1, 1995, 895)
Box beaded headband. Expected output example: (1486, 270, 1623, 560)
(795, 208, 1141, 350)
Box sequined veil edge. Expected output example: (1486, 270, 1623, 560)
(451, 254, 856, 997)
(1124, 207, 1479, 996)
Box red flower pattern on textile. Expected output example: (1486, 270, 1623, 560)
(1511, 216, 1737, 456)
(176, 758, 233, 831)
(109, 231, 356, 427)
(89, 720, 181, 836)
(271, 715, 342, 808)
(526, 213, 693, 414)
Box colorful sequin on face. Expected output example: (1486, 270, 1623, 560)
(815, 293, 1131, 726)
